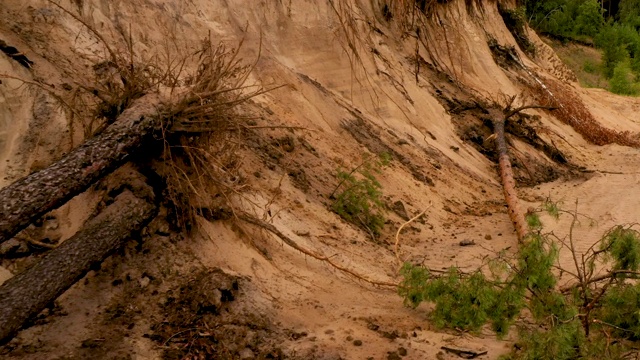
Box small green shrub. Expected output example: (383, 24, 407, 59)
(330, 153, 389, 238)
(504, 322, 586, 360)
(601, 225, 640, 271)
(609, 60, 639, 95)
(582, 59, 598, 73)
(398, 234, 560, 336)
(599, 283, 640, 338)
(399, 264, 523, 336)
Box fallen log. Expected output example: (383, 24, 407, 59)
(0, 190, 157, 344)
(490, 104, 555, 242)
(0, 94, 162, 245)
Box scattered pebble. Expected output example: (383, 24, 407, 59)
(398, 347, 408, 356)
(387, 351, 401, 360)
(239, 347, 255, 359)
(459, 239, 475, 246)
(139, 276, 151, 288)
(353, 339, 363, 346)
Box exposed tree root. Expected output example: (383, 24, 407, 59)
(238, 214, 398, 288)
(394, 203, 432, 265)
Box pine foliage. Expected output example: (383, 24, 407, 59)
(400, 201, 640, 358)
(330, 153, 390, 238)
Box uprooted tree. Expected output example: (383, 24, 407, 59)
(397, 93, 640, 358)
(0, 190, 157, 343)
(487, 96, 557, 243)
(0, 1, 263, 343)
(0, 96, 162, 245)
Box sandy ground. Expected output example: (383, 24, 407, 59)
(1, 0, 640, 359)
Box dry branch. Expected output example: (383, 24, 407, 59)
(0, 190, 157, 344)
(0, 95, 162, 245)
(238, 214, 397, 288)
(527, 67, 640, 147)
(395, 204, 432, 265)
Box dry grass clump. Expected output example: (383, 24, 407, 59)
(47, 0, 177, 139)
(48, 1, 267, 231)
(531, 78, 640, 147)
(155, 38, 267, 231)
(158, 44, 248, 230)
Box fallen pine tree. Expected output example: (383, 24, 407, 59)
(0, 95, 162, 245)
(0, 26, 258, 342)
(488, 98, 556, 243)
(0, 190, 157, 344)
(0, 35, 259, 244)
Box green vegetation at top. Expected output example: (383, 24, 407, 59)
(524, 0, 640, 95)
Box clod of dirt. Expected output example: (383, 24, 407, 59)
(239, 347, 255, 359)
(152, 268, 288, 359)
(80, 338, 104, 349)
(342, 118, 435, 187)
(391, 201, 410, 221)
(288, 166, 311, 191)
(275, 136, 295, 153)
(387, 351, 401, 360)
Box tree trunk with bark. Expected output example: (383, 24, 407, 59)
(490, 108, 529, 242)
(0, 94, 163, 245)
(0, 190, 157, 344)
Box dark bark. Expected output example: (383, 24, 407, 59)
(0, 94, 162, 244)
(0, 190, 157, 344)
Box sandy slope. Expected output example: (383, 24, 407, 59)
(1, 0, 640, 359)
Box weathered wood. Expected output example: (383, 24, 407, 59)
(490, 108, 529, 242)
(0, 190, 157, 344)
(0, 94, 162, 245)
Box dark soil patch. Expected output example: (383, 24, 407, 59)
(287, 165, 311, 192)
(151, 268, 287, 360)
(341, 117, 435, 187)
(425, 63, 579, 187)
(488, 38, 522, 70)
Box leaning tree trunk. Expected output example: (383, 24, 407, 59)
(0, 94, 162, 245)
(490, 109, 529, 242)
(0, 190, 157, 344)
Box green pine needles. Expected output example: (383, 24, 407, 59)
(399, 200, 640, 359)
(399, 235, 555, 337)
(330, 153, 390, 239)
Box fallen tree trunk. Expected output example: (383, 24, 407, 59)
(0, 190, 157, 344)
(491, 110, 528, 242)
(0, 94, 162, 245)
(490, 104, 553, 242)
